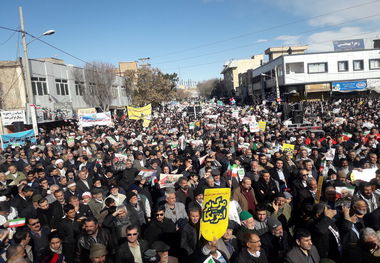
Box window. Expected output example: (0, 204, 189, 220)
(338, 61, 348, 72)
(88, 82, 96, 95)
(120, 86, 127, 96)
(31, 77, 48, 96)
(111, 86, 118, 98)
(75, 81, 85, 96)
(308, 63, 328, 73)
(55, 79, 69, 95)
(369, 59, 380, 70)
(286, 62, 304, 74)
(353, 60, 364, 71)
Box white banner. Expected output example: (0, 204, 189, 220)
(1, 110, 25, 126)
(78, 112, 113, 127)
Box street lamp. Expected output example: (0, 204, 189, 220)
(26, 29, 55, 45)
(19, 6, 55, 135)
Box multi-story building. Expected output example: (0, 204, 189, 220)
(248, 45, 380, 102)
(0, 58, 130, 125)
(221, 55, 263, 99)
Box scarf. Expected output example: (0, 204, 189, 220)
(359, 193, 378, 213)
(50, 245, 62, 254)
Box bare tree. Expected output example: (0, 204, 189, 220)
(83, 62, 116, 111)
(197, 78, 218, 98)
(123, 67, 175, 106)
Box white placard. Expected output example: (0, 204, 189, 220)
(1, 110, 25, 126)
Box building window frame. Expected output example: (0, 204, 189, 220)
(337, 61, 349, 72)
(369, 59, 380, 70)
(55, 79, 69, 96)
(307, 62, 328, 74)
(31, 77, 48, 96)
(353, 60, 364, 71)
(75, 81, 85, 96)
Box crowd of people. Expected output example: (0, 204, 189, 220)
(0, 97, 379, 263)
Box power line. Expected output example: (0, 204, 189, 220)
(154, 12, 380, 66)
(161, 28, 380, 71)
(150, 0, 380, 59)
(0, 30, 17, 47)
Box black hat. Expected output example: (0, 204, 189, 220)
(126, 191, 137, 202)
(91, 188, 103, 195)
(211, 169, 221, 176)
(193, 187, 204, 197)
(151, 241, 170, 252)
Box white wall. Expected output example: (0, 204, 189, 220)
(283, 50, 380, 85)
(29, 59, 130, 110)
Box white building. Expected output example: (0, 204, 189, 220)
(0, 58, 130, 124)
(248, 47, 380, 102)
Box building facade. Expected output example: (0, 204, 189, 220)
(221, 55, 263, 99)
(247, 48, 380, 102)
(0, 58, 130, 124)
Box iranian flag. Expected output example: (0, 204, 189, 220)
(203, 256, 216, 263)
(9, 218, 25, 228)
(226, 163, 238, 178)
(342, 132, 352, 141)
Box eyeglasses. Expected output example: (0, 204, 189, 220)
(156, 213, 164, 217)
(29, 221, 40, 226)
(127, 233, 138, 236)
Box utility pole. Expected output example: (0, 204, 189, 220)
(274, 65, 280, 102)
(19, 6, 38, 135)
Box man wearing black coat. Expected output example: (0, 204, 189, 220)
(311, 204, 343, 263)
(119, 159, 139, 191)
(180, 207, 201, 257)
(10, 185, 34, 218)
(116, 225, 149, 263)
(57, 204, 81, 263)
(260, 218, 292, 263)
(143, 206, 176, 245)
(76, 217, 114, 263)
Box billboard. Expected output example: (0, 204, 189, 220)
(1, 110, 25, 126)
(332, 80, 367, 92)
(333, 39, 364, 51)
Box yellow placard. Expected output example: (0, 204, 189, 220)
(127, 104, 152, 120)
(315, 175, 324, 204)
(258, 121, 267, 132)
(142, 119, 151, 128)
(201, 188, 230, 241)
(282, 143, 295, 157)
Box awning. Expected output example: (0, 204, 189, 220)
(305, 83, 331, 93)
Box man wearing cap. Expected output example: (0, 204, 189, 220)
(106, 185, 126, 206)
(188, 187, 203, 212)
(236, 211, 258, 245)
(89, 243, 112, 263)
(152, 241, 179, 263)
(260, 217, 291, 263)
(65, 180, 80, 201)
